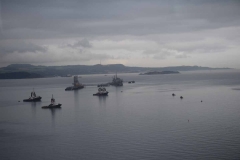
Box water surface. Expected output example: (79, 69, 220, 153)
(1, 70, 240, 160)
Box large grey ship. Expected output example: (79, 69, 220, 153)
(109, 74, 123, 86)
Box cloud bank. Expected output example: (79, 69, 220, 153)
(0, 0, 240, 68)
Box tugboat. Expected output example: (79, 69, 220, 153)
(42, 95, 62, 109)
(109, 73, 123, 86)
(93, 88, 109, 96)
(65, 76, 84, 91)
(23, 89, 42, 102)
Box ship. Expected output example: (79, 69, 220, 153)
(23, 89, 42, 102)
(97, 83, 109, 87)
(42, 95, 62, 108)
(93, 88, 109, 96)
(65, 76, 84, 91)
(109, 73, 123, 86)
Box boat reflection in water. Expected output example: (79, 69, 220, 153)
(65, 76, 84, 91)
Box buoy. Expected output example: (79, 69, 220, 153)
(201, 100, 203, 102)
(180, 96, 183, 99)
(172, 93, 175, 96)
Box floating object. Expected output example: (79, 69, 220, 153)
(23, 89, 42, 102)
(201, 100, 203, 102)
(65, 76, 84, 91)
(180, 96, 183, 99)
(42, 95, 61, 109)
(18, 101, 20, 102)
(128, 81, 135, 84)
(97, 83, 109, 87)
(172, 93, 175, 96)
(93, 88, 109, 96)
(109, 73, 123, 86)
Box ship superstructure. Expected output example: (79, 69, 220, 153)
(109, 73, 123, 86)
(65, 76, 84, 91)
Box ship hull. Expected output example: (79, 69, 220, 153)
(109, 83, 123, 86)
(65, 86, 84, 91)
(42, 104, 62, 109)
(93, 92, 109, 96)
(23, 96, 42, 102)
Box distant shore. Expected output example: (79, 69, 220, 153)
(0, 64, 232, 79)
(139, 71, 180, 75)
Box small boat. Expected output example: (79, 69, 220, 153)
(128, 81, 135, 84)
(65, 76, 84, 91)
(93, 88, 109, 96)
(42, 95, 62, 109)
(23, 90, 42, 102)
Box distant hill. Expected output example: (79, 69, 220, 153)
(139, 71, 180, 75)
(0, 64, 231, 79)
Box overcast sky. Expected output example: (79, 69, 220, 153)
(0, 0, 240, 68)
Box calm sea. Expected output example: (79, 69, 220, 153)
(1, 70, 240, 160)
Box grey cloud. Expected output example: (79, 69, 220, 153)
(142, 50, 159, 55)
(142, 49, 176, 59)
(153, 52, 175, 59)
(1, 0, 240, 68)
(79, 50, 112, 60)
(1, 47, 112, 65)
(143, 48, 181, 59)
(165, 41, 228, 54)
(0, 40, 47, 55)
(1, 0, 240, 39)
(67, 39, 92, 48)
(175, 54, 189, 59)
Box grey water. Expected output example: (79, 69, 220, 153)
(1, 70, 240, 160)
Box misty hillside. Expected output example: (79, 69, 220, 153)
(0, 64, 231, 79)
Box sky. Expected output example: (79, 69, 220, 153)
(0, 0, 240, 68)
